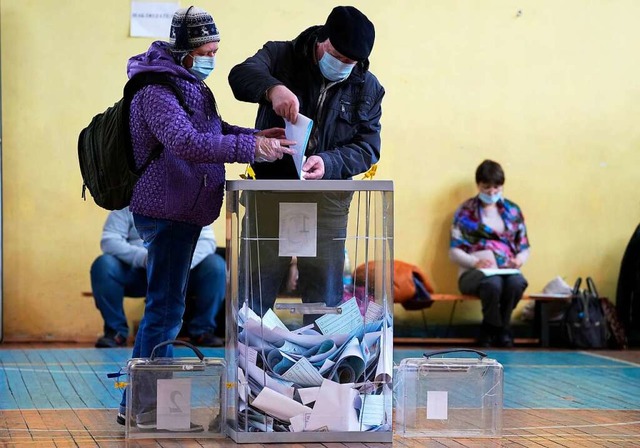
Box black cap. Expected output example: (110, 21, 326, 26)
(321, 6, 375, 62)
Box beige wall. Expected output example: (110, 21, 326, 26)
(1, 0, 639, 340)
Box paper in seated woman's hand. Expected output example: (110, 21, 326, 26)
(256, 127, 286, 139)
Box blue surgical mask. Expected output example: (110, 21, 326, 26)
(188, 55, 215, 81)
(479, 191, 502, 205)
(318, 52, 355, 82)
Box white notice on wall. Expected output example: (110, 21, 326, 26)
(426, 390, 448, 420)
(157, 378, 192, 430)
(130, 1, 179, 38)
(279, 203, 317, 257)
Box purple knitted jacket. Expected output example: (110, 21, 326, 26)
(127, 41, 256, 227)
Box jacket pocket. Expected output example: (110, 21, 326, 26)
(190, 174, 206, 211)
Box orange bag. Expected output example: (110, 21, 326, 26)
(354, 260, 434, 308)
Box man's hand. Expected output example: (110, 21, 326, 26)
(301, 155, 325, 179)
(267, 85, 299, 124)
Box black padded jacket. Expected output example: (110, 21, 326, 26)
(228, 25, 385, 180)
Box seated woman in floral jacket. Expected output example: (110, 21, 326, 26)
(449, 159, 530, 348)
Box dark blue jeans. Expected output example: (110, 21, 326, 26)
(90, 252, 225, 339)
(120, 214, 202, 412)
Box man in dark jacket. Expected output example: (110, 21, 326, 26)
(228, 6, 385, 321)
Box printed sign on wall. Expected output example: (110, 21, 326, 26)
(130, 1, 179, 38)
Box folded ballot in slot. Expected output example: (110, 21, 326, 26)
(225, 180, 394, 443)
(396, 349, 503, 438)
(125, 340, 226, 440)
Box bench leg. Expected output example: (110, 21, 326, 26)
(445, 300, 459, 338)
(534, 301, 550, 347)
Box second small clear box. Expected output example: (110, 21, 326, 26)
(395, 349, 503, 438)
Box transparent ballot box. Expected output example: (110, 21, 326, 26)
(225, 180, 394, 443)
(395, 349, 503, 438)
(125, 341, 226, 440)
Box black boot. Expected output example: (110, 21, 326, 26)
(478, 323, 496, 348)
(498, 327, 514, 348)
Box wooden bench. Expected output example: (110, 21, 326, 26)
(395, 293, 570, 347)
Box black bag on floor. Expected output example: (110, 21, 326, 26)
(562, 277, 608, 349)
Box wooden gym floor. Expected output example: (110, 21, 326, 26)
(0, 343, 639, 447)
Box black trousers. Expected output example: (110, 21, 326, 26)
(459, 270, 528, 328)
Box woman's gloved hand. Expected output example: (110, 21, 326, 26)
(254, 136, 296, 163)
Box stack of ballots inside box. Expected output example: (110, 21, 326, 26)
(234, 296, 393, 435)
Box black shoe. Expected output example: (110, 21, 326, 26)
(499, 329, 514, 348)
(190, 333, 224, 347)
(116, 412, 127, 426)
(477, 333, 494, 348)
(478, 323, 495, 348)
(95, 332, 127, 348)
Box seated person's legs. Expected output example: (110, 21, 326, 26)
(459, 270, 504, 347)
(498, 273, 528, 347)
(90, 254, 146, 347)
(185, 252, 226, 347)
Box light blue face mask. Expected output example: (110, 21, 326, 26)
(188, 55, 215, 81)
(478, 191, 502, 205)
(318, 52, 355, 82)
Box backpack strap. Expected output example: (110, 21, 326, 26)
(122, 72, 193, 176)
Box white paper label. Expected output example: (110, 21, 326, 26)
(157, 378, 191, 430)
(279, 203, 317, 257)
(426, 390, 448, 420)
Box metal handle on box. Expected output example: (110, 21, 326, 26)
(275, 303, 342, 315)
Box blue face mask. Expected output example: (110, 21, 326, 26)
(188, 55, 215, 81)
(318, 52, 356, 82)
(479, 191, 502, 205)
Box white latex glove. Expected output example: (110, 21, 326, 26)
(254, 136, 296, 163)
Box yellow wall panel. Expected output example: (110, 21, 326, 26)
(1, 0, 639, 339)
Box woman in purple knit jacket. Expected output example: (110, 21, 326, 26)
(117, 6, 293, 428)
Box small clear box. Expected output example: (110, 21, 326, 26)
(125, 341, 226, 440)
(395, 349, 503, 438)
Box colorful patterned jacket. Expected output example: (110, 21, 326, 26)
(450, 196, 530, 268)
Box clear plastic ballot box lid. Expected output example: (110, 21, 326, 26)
(395, 349, 503, 438)
(125, 340, 226, 440)
(224, 180, 394, 443)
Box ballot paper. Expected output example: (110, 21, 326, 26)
(284, 113, 313, 179)
(304, 379, 360, 432)
(251, 386, 312, 422)
(316, 297, 364, 335)
(358, 394, 386, 427)
(472, 250, 520, 276)
(480, 268, 521, 276)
